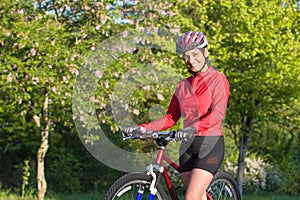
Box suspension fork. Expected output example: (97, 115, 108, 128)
(143, 148, 166, 200)
(138, 147, 180, 200)
(135, 147, 165, 200)
(139, 164, 163, 200)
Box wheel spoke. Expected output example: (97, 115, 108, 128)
(218, 182, 225, 200)
(209, 177, 240, 200)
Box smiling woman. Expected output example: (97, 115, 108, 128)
(122, 31, 230, 200)
(183, 48, 209, 75)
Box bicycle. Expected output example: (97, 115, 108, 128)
(104, 128, 241, 200)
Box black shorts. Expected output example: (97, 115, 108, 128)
(179, 136, 224, 175)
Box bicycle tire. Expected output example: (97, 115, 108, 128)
(207, 171, 241, 200)
(103, 172, 168, 200)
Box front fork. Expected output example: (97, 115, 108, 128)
(136, 164, 164, 200)
(138, 164, 213, 200)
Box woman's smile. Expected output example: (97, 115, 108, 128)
(183, 48, 208, 73)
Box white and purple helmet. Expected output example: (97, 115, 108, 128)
(176, 31, 208, 55)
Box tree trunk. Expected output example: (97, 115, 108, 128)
(37, 136, 48, 200)
(34, 95, 50, 200)
(236, 116, 253, 197)
(236, 135, 249, 196)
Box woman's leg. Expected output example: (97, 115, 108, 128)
(182, 168, 213, 200)
(180, 171, 191, 189)
(179, 136, 224, 200)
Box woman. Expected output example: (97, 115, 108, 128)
(123, 31, 230, 200)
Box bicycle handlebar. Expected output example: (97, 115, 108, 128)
(123, 131, 175, 141)
(123, 127, 196, 142)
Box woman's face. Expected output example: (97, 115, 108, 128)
(183, 48, 208, 73)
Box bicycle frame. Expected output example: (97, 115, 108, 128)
(106, 129, 236, 200)
(154, 146, 180, 200)
(120, 128, 213, 200)
(145, 145, 212, 200)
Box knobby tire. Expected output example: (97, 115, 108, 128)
(103, 172, 167, 200)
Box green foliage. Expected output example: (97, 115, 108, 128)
(0, 0, 300, 196)
(198, 0, 300, 194)
(204, 0, 300, 135)
(249, 100, 300, 194)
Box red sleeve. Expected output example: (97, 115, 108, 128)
(205, 73, 230, 135)
(139, 93, 181, 131)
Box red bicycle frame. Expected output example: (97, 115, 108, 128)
(154, 146, 213, 200)
(155, 146, 180, 200)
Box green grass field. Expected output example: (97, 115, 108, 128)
(243, 193, 300, 200)
(0, 191, 101, 200)
(1, 190, 299, 200)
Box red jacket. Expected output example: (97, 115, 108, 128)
(140, 66, 230, 136)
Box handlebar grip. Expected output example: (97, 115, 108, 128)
(179, 127, 197, 135)
(171, 127, 196, 140)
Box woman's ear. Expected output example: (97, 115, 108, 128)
(204, 48, 209, 57)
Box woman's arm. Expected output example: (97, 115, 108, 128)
(139, 93, 181, 131)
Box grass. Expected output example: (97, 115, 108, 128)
(243, 193, 300, 200)
(0, 191, 103, 200)
(1, 190, 300, 200)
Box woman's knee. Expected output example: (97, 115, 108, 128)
(185, 191, 206, 200)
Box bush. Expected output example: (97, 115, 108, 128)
(224, 156, 281, 194)
(277, 164, 300, 195)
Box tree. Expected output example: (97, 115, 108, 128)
(1, 0, 299, 197)
(74, 0, 300, 195)
(202, 0, 300, 194)
(0, 0, 136, 198)
(0, 1, 80, 198)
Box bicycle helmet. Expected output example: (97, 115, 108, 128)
(176, 31, 208, 55)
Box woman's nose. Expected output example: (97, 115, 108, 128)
(189, 56, 196, 63)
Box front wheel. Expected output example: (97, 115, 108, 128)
(103, 172, 167, 200)
(207, 171, 241, 200)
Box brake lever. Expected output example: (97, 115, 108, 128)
(122, 136, 135, 141)
(123, 135, 148, 141)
